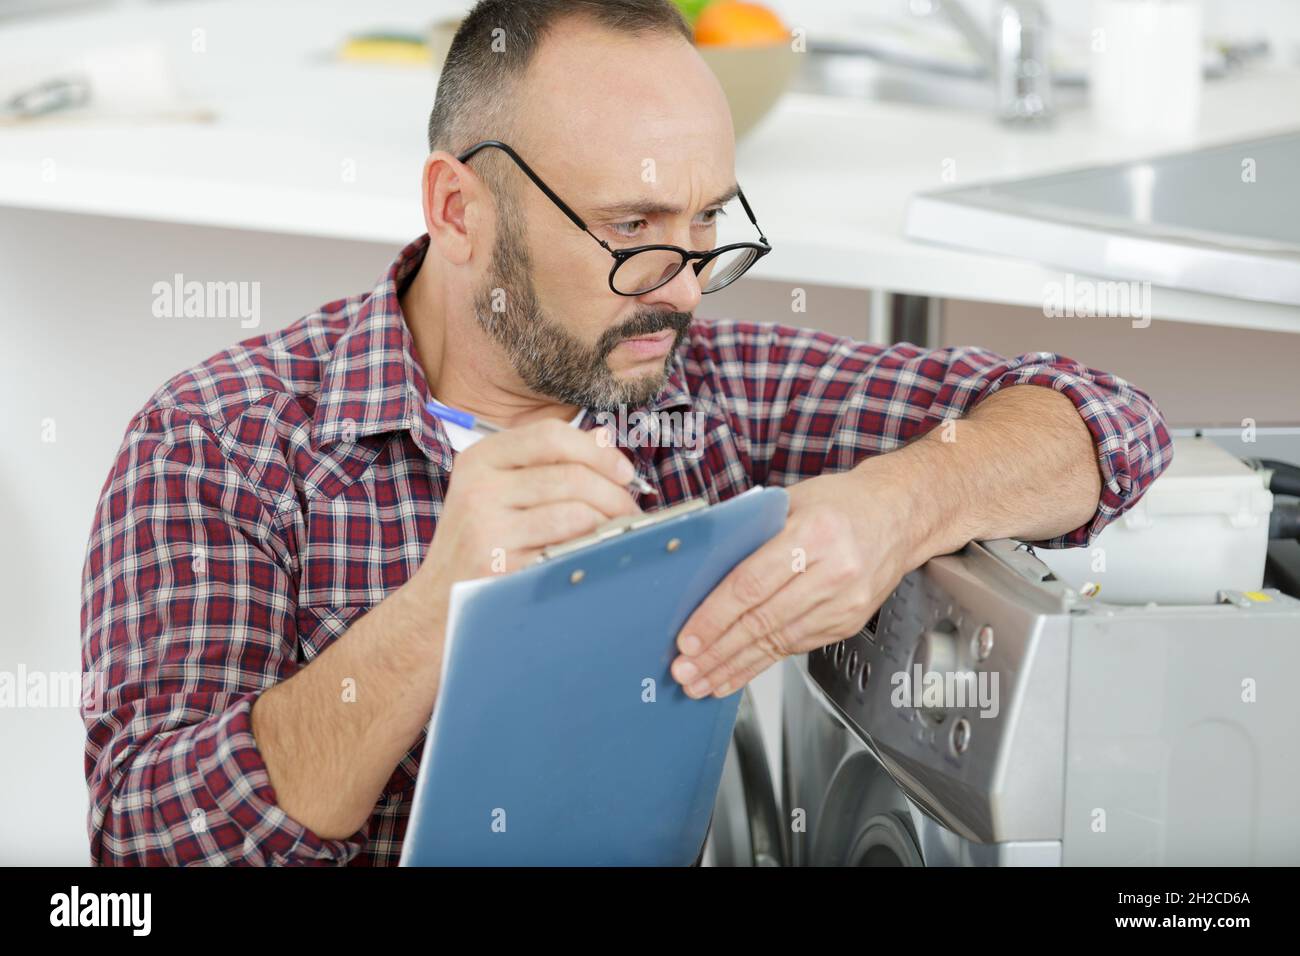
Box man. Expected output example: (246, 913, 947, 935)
(81, 0, 1171, 866)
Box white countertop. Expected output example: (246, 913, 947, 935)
(3, 0, 1299, 332)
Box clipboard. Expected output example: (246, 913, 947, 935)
(399, 485, 790, 866)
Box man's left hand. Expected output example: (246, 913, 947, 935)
(669, 467, 931, 698)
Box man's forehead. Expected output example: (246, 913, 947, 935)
(522, 113, 735, 217)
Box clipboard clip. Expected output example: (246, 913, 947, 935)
(537, 498, 708, 563)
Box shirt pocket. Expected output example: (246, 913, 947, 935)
(294, 603, 374, 664)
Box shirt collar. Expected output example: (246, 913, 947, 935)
(313, 233, 694, 467)
(313, 235, 447, 466)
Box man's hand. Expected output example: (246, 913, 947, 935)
(668, 468, 927, 698)
(669, 384, 1103, 698)
(417, 418, 642, 604)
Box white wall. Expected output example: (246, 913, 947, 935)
(0, 207, 397, 864)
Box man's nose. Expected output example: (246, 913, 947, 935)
(640, 259, 703, 314)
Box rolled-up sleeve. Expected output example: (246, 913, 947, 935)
(81, 406, 366, 866)
(708, 322, 1172, 549)
(953, 348, 1173, 548)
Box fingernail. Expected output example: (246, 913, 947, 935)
(680, 634, 701, 655)
(674, 659, 698, 682)
(688, 679, 710, 697)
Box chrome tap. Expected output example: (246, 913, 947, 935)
(993, 0, 1053, 123)
(918, 0, 1054, 123)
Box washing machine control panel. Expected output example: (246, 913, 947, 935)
(809, 571, 993, 759)
(806, 541, 1070, 843)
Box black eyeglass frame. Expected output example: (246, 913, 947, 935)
(455, 139, 772, 297)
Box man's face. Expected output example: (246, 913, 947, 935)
(470, 22, 736, 415)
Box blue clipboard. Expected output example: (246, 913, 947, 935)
(399, 485, 789, 866)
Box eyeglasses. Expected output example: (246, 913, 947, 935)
(456, 140, 771, 297)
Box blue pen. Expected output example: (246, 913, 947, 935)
(425, 399, 656, 497)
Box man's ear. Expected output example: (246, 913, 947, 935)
(421, 151, 478, 267)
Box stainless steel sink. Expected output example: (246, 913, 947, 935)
(904, 130, 1300, 306)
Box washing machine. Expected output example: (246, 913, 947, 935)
(701, 685, 787, 866)
(775, 538, 1300, 866)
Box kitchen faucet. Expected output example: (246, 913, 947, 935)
(920, 0, 1054, 123)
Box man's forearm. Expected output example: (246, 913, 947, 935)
(854, 384, 1103, 565)
(251, 568, 447, 840)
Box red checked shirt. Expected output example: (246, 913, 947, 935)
(81, 234, 1172, 866)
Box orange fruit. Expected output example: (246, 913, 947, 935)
(694, 1, 788, 47)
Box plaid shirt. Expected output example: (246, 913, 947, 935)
(80, 234, 1172, 866)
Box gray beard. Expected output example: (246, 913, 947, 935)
(472, 222, 691, 415)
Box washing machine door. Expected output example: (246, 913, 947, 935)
(782, 655, 927, 866)
(701, 687, 786, 866)
(811, 749, 926, 867)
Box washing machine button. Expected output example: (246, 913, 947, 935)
(951, 717, 972, 756)
(857, 659, 871, 692)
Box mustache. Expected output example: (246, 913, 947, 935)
(596, 310, 693, 357)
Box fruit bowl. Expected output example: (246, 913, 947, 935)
(697, 42, 797, 139)
(688, 0, 797, 138)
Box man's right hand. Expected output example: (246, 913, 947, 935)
(418, 417, 643, 600)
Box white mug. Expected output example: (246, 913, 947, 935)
(1089, 0, 1204, 138)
